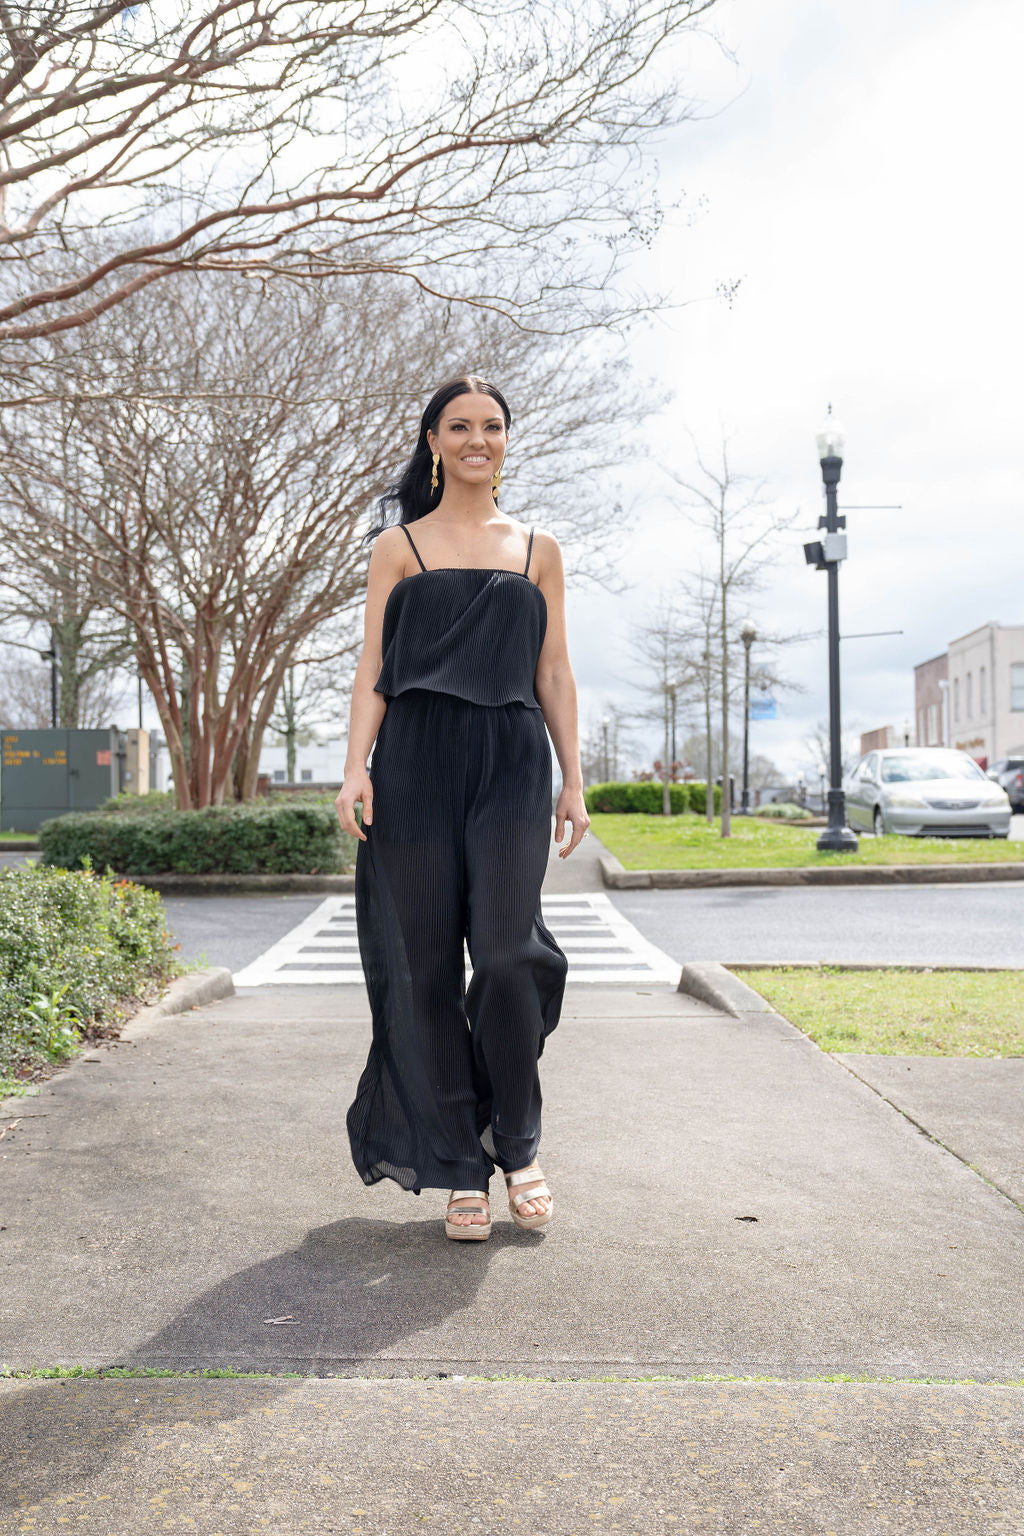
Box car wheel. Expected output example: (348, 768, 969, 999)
(873, 806, 885, 837)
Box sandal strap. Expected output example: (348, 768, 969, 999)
(510, 1185, 550, 1208)
(505, 1167, 544, 1188)
(449, 1189, 489, 1202)
(447, 1207, 488, 1217)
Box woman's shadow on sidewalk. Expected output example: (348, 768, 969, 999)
(0, 1211, 513, 1516)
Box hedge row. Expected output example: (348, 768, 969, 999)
(0, 863, 180, 1094)
(39, 802, 348, 875)
(583, 781, 723, 816)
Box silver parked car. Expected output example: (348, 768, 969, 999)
(986, 757, 1024, 813)
(844, 747, 1012, 838)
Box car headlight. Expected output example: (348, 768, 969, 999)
(885, 791, 927, 808)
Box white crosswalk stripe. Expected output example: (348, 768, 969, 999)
(232, 892, 680, 986)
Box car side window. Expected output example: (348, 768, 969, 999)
(861, 754, 878, 781)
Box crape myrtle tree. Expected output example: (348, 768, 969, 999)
(0, 0, 718, 362)
(0, 268, 658, 806)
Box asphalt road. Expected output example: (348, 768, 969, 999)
(150, 881, 1024, 975)
(612, 880, 1023, 968)
(5, 816, 1022, 972)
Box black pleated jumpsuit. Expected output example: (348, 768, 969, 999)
(347, 522, 570, 1196)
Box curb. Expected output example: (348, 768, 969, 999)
(0, 841, 39, 852)
(676, 962, 774, 1019)
(598, 852, 1024, 890)
(120, 967, 235, 1041)
(725, 960, 1024, 973)
(126, 873, 354, 894)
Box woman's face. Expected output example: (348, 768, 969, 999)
(426, 392, 509, 493)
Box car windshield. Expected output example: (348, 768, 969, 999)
(880, 753, 985, 783)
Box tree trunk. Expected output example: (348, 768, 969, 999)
(720, 561, 731, 838)
(704, 663, 714, 826)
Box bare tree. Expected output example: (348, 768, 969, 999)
(0, 643, 129, 728)
(0, 263, 664, 805)
(268, 650, 356, 784)
(0, 653, 51, 728)
(0, 405, 136, 727)
(625, 590, 704, 814)
(0, 0, 718, 355)
(666, 438, 798, 837)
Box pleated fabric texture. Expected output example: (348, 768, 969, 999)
(373, 567, 547, 710)
(347, 527, 569, 1194)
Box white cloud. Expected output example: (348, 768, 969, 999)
(570, 0, 1023, 778)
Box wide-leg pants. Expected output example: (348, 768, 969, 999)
(347, 688, 569, 1194)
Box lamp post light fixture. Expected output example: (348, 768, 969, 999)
(804, 408, 859, 852)
(739, 620, 757, 814)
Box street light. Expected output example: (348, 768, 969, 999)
(804, 408, 859, 852)
(38, 625, 59, 728)
(601, 715, 610, 782)
(739, 620, 757, 814)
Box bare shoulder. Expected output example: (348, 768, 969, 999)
(527, 525, 564, 584)
(371, 523, 411, 566)
(367, 523, 415, 585)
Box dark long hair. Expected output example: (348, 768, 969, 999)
(363, 375, 512, 545)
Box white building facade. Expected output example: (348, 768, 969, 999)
(945, 623, 1024, 769)
(258, 737, 349, 785)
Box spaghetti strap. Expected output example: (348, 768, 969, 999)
(524, 527, 534, 577)
(400, 523, 428, 573)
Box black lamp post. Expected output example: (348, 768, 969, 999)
(804, 410, 858, 853)
(39, 625, 59, 728)
(739, 620, 756, 813)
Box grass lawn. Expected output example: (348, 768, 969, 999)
(738, 967, 1024, 1057)
(595, 813, 1024, 871)
(0, 830, 39, 841)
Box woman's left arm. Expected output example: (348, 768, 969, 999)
(533, 532, 591, 859)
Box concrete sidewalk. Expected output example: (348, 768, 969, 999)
(2, 909, 1024, 1529)
(4, 980, 1024, 1379)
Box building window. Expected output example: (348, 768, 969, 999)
(927, 704, 938, 745)
(966, 672, 973, 718)
(953, 677, 960, 721)
(917, 709, 925, 745)
(301, 768, 313, 782)
(1012, 663, 1024, 711)
(273, 769, 286, 782)
(980, 665, 987, 715)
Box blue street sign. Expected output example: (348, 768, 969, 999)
(749, 697, 778, 720)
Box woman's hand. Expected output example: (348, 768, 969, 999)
(554, 788, 590, 859)
(336, 770, 373, 842)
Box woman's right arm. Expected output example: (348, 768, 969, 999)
(335, 528, 407, 842)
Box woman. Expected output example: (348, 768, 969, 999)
(335, 375, 590, 1241)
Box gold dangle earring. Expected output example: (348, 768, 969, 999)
(430, 452, 440, 494)
(491, 462, 503, 503)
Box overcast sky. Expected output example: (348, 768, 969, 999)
(566, 0, 1023, 781)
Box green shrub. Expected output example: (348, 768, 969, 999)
(98, 790, 176, 815)
(754, 801, 814, 820)
(39, 801, 348, 875)
(584, 781, 723, 816)
(686, 781, 723, 817)
(0, 863, 180, 1096)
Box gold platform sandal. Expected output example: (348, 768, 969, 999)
(445, 1189, 492, 1241)
(504, 1164, 553, 1231)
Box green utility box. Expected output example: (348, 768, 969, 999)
(1, 728, 126, 832)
